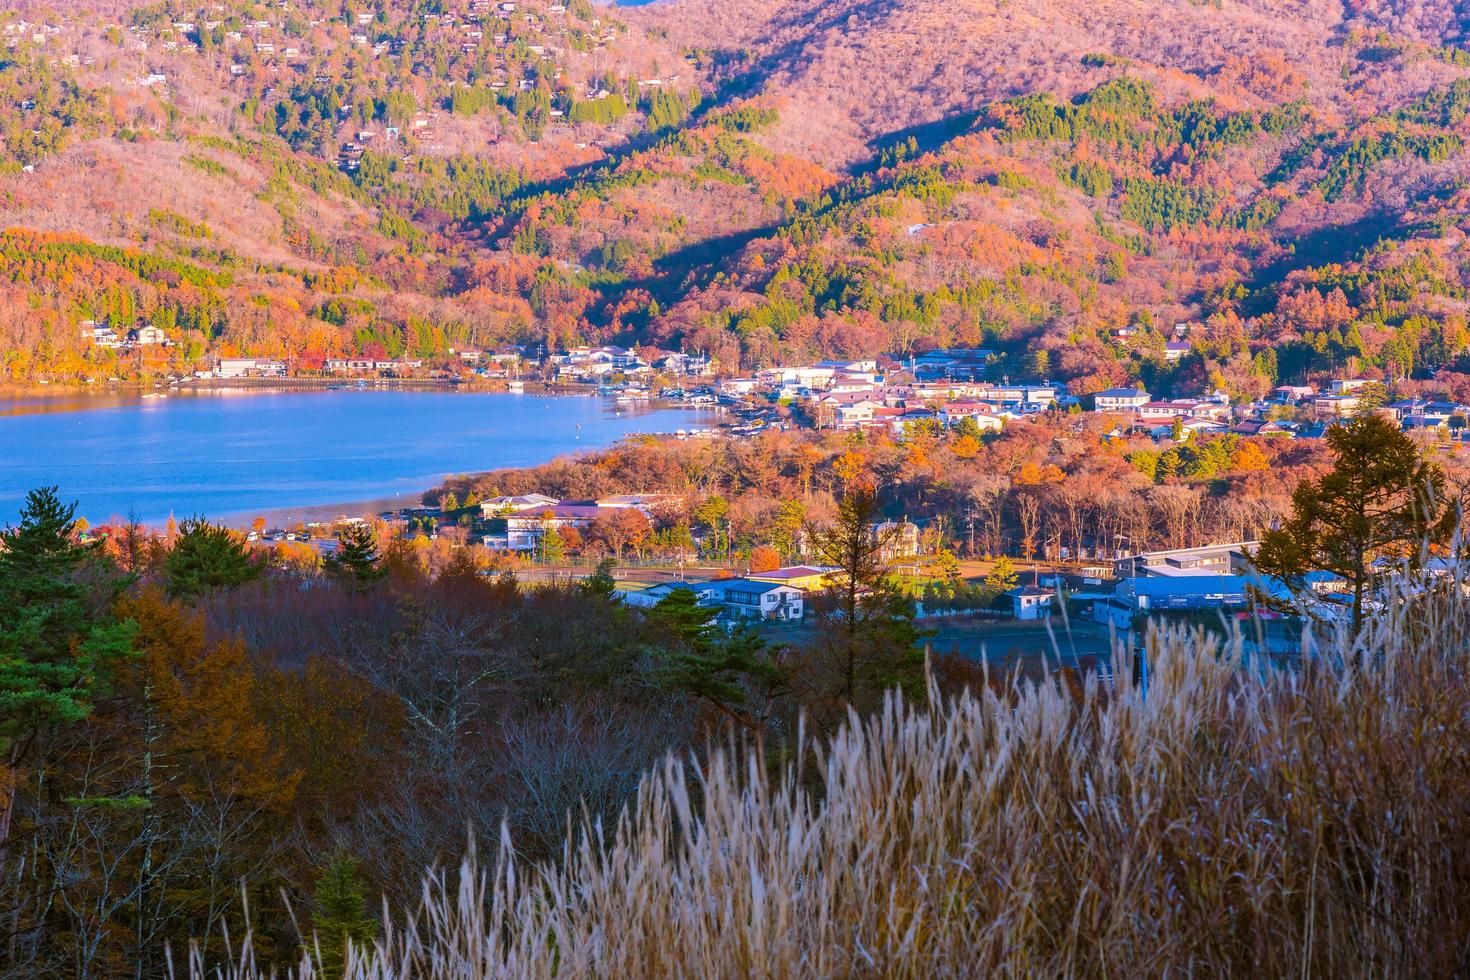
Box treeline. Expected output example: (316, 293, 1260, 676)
(435, 418, 1369, 569)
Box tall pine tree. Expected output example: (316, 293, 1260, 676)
(0, 487, 133, 845)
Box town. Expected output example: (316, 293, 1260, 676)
(73, 315, 1470, 443)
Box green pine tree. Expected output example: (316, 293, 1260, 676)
(164, 518, 261, 600)
(0, 488, 134, 843)
(936, 549, 962, 582)
(334, 525, 385, 590)
(540, 526, 566, 564)
(580, 557, 618, 601)
(1253, 413, 1455, 632)
(652, 589, 788, 733)
(808, 485, 930, 714)
(984, 556, 1019, 594)
(311, 854, 379, 979)
(651, 586, 720, 648)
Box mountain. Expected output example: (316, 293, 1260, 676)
(1, 0, 1469, 398)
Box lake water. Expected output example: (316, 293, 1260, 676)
(0, 388, 711, 527)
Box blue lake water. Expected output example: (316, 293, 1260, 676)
(0, 388, 710, 527)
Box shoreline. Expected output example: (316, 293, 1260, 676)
(1, 377, 597, 398)
(216, 491, 430, 530)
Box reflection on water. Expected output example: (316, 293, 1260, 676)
(0, 391, 151, 417)
(0, 389, 710, 526)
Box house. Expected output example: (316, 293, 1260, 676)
(747, 565, 838, 592)
(653, 351, 711, 376)
(873, 520, 921, 562)
(1137, 400, 1231, 421)
(217, 358, 286, 378)
(1100, 575, 1260, 622)
(484, 503, 599, 551)
(976, 383, 1058, 411)
(1330, 378, 1375, 395)
(1007, 585, 1055, 620)
(80, 321, 123, 348)
(1163, 341, 1191, 361)
(1313, 395, 1361, 417)
(719, 378, 760, 396)
(833, 400, 882, 428)
(1092, 387, 1151, 412)
(706, 579, 805, 621)
(1273, 384, 1316, 403)
(595, 494, 679, 513)
(939, 402, 1006, 431)
(1092, 544, 1306, 627)
(130, 324, 168, 345)
(478, 494, 559, 518)
(326, 358, 378, 373)
(819, 360, 883, 386)
(1140, 417, 1230, 440)
(761, 365, 837, 388)
(1231, 419, 1293, 438)
(1390, 399, 1468, 429)
(1114, 542, 1258, 580)
(375, 359, 424, 374)
(910, 348, 995, 381)
(880, 407, 934, 433)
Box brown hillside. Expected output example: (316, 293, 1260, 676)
(629, 0, 1451, 164)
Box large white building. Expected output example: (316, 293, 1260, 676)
(217, 358, 286, 378)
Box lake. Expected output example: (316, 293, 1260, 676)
(0, 388, 712, 527)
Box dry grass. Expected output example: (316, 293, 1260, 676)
(192, 574, 1470, 978)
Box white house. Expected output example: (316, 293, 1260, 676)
(326, 358, 377, 373)
(977, 383, 1058, 411)
(1093, 388, 1151, 412)
(1007, 585, 1055, 620)
(130, 324, 169, 345)
(80, 321, 123, 348)
(1313, 395, 1361, 417)
(706, 579, 805, 621)
(1137, 400, 1231, 421)
(834, 400, 882, 428)
(938, 402, 1006, 431)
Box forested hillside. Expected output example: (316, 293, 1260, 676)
(2, 0, 1470, 396)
